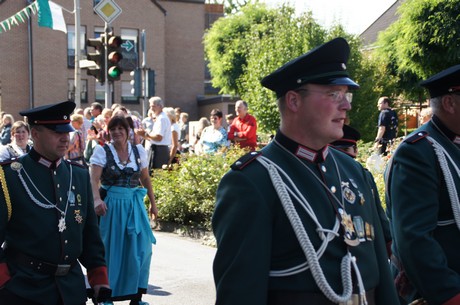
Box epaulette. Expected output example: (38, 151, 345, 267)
(0, 159, 16, 166)
(66, 159, 87, 169)
(231, 151, 262, 170)
(404, 131, 429, 144)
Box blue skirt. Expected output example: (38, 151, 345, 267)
(99, 186, 156, 298)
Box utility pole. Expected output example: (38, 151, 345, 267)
(74, 0, 82, 108)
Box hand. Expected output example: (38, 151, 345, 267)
(92, 285, 111, 302)
(94, 199, 108, 216)
(149, 203, 158, 220)
(135, 128, 147, 137)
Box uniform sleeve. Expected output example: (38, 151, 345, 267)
(212, 170, 273, 305)
(0, 166, 11, 286)
(89, 144, 106, 167)
(389, 142, 460, 304)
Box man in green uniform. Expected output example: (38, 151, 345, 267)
(212, 38, 398, 305)
(386, 65, 460, 305)
(0, 101, 109, 305)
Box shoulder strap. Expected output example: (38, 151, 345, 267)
(0, 165, 12, 221)
(132, 144, 141, 168)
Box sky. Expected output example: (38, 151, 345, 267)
(263, 0, 397, 34)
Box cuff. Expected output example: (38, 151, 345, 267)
(443, 294, 460, 305)
(87, 266, 109, 287)
(0, 262, 11, 287)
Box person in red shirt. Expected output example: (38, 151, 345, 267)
(227, 100, 258, 150)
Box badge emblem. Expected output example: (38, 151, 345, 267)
(77, 194, 82, 205)
(11, 162, 22, 171)
(342, 182, 356, 204)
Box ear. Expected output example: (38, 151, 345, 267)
(285, 91, 301, 112)
(441, 95, 456, 114)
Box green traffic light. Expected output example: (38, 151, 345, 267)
(108, 66, 122, 80)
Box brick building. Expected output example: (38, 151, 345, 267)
(0, 0, 222, 120)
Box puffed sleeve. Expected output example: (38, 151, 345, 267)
(89, 144, 106, 167)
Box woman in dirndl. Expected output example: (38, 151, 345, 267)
(90, 115, 158, 305)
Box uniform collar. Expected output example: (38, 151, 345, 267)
(29, 148, 62, 169)
(431, 115, 460, 145)
(274, 131, 329, 163)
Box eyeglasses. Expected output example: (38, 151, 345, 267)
(448, 86, 460, 96)
(295, 89, 353, 103)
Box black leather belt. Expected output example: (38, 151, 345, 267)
(7, 250, 76, 276)
(268, 288, 376, 305)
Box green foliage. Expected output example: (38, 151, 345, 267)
(240, 6, 326, 133)
(149, 140, 400, 229)
(204, 3, 276, 95)
(151, 146, 248, 230)
(375, 0, 460, 99)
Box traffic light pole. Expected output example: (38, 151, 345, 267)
(104, 23, 111, 109)
(141, 30, 147, 118)
(74, 0, 82, 108)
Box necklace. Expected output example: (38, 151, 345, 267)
(12, 161, 73, 232)
(115, 144, 131, 166)
(273, 139, 360, 246)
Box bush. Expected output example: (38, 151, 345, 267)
(150, 146, 248, 230)
(149, 140, 403, 231)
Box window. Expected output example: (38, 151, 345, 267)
(67, 25, 86, 68)
(68, 79, 88, 104)
(95, 82, 105, 103)
(121, 81, 139, 104)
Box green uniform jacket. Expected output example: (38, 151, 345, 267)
(386, 117, 460, 305)
(0, 149, 107, 305)
(213, 133, 398, 305)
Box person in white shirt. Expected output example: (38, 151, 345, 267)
(137, 96, 172, 172)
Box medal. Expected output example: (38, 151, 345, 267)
(358, 191, 365, 205)
(58, 215, 66, 232)
(353, 216, 366, 242)
(74, 210, 83, 224)
(68, 191, 75, 205)
(339, 210, 360, 246)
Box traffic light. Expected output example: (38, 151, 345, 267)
(86, 36, 105, 83)
(130, 68, 141, 98)
(106, 34, 123, 81)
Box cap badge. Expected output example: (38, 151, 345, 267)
(297, 79, 302, 84)
(63, 115, 68, 120)
(341, 63, 346, 70)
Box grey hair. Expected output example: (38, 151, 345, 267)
(149, 96, 164, 107)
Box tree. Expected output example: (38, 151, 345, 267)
(203, 2, 397, 140)
(376, 0, 460, 99)
(204, 3, 276, 96)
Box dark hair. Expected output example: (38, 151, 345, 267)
(107, 115, 130, 140)
(210, 108, 223, 118)
(91, 102, 103, 112)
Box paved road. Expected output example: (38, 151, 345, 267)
(86, 231, 216, 305)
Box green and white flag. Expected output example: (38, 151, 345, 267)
(37, 0, 67, 33)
